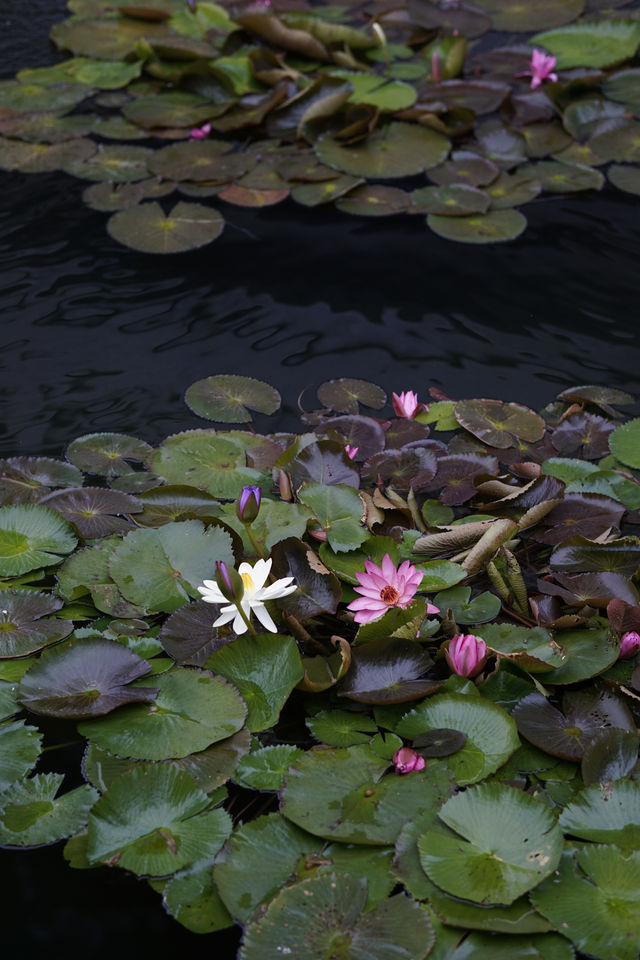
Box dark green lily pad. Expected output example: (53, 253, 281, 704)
(205, 633, 303, 732)
(0, 720, 43, 791)
(82, 178, 176, 211)
(50, 16, 169, 60)
(298, 482, 369, 553)
(17, 637, 154, 718)
(486, 171, 542, 208)
(560, 780, 640, 844)
(75, 59, 143, 89)
(538, 627, 619, 683)
(411, 184, 490, 216)
(0, 80, 92, 112)
(316, 378, 386, 415)
(530, 845, 640, 960)
(185, 374, 280, 423)
(445, 932, 574, 960)
(336, 184, 410, 216)
(149, 430, 266, 498)
(516, 160, 604, 192)
(315, 122, 450, 179)
(64, 144, 153, 182)
(56, 535, 146, 619)
(339, 637, 440, 705)
(147, 141, 250, 182)
(432, 585, 501, 624)
(397, 693, 520, 785)
(427, 151, 499, 188)
(87, 763, 231, 875)
(0, 774, 97, 848)
(0, 504, 77, 576)
(419, 782, 563, 904)
(240, 875, 433, 960)
(307, 709, 378, 746)
(608, 163, 640, 194)
(422, 80, 509, 115)
(107, 201, 224, 254)
(0, 456, 83, 506)
(66, 432, 152, 476)
(0, 590, 73, 658)
(549, 535, 640, 574)
(412, 728, 467, 757)
(40, 487, 141, 539)
(532, 19, 640, 69)
(427, 209, 527, 244)
(163, 861, 233, 935)
(609, 417, 640, 467)
(270, 538, 341, 621)
(0, 136, 97, 173)
(455, 398, 545, 447)
(0, 110, 97, 144)
(477, 0, 584, 31)
(480, 624, 566, 672)
(235, 744, 304, 792)
(291, 175, 363, 206)
(581, 728, 639, 785)
(79, 668, 247, 759)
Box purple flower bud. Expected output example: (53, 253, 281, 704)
(236, 485, 261, 524)
(445, 633, 487, 678)
(619, 631, 640, 660)
(393, 747, 425, 774)
(214, 561, 244, 602)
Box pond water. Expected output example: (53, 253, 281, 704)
(2, 1, 640, 954)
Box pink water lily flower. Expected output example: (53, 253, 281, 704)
(392, 390, 427, 419)
(393, 747, 425, 774)
(445, 633, 487, 678)
(347, 554, 439, 625)
(345, 444, 358, 460)
(619, 631, 640, 660)
(518, 49, 558, 90)
(190, 123, 211, 140)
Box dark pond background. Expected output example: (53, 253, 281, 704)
(2, 0, 640, 954)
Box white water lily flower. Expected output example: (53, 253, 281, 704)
(197, 558, 296, 634)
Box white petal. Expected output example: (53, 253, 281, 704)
(199, 584, 225, 603)
(249, 557, 272, 590)
(232, 609, 248, 634)
(213, 607, 236, 627)
(258, 578, 296, 601)
(252, 602, 278, 633)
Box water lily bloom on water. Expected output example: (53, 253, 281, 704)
(392, 390, 427, 419)
(345, 444, 358, 460)
(619, 631, 640, 659)
(347, 554, 439, 625)
(518, 49, 557, 90)
(190, 123, 211, 140)
(198, 558, 296, 634)
(393, 747, 425, 774)
(445, 633, 487, 678)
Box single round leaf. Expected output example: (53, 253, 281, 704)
(609, 417, 640, 468)
(455, 398, 545, 448)
(581, 728, 639, 785)
(0, 720, 42, 791)
(0, 505, 77, 576)
(0, 589, 73, 658)
(315, 122, 450, 179)
(0, 773, 97, 848)
(339, 637, 440, 705)
(427, 209, 527, 244)
(559, 780, 640, 845)
(316, 378, 386, 415)
(40, 486, 142, 539)
(107, 201, 224, 254)
(532, 19, 640, 69)
(411, 184, 490, 216)
(477, 0, 584, 31)
(235, 744, 304, 792)
(163, 861, 233, 934)
(185, 374, 280, 423)
(66, 432, 152, 476)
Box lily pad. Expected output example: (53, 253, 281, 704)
(291, 175, 363, 206)
(336, 185, 410, 217)
(427, 151, 499, 187)
(410, 184, 490, 216)
(0, 456, 83, 506)
(581, 728, 639, 785)
(297, 482, 368, 553)
(0, 720, 42, 791)
(270, 538, 341, 621)
(163, 861, 233, 934)
(419, 782, 563, 904)
(486, 172, 542, 208)
(87, 763, 231, 875)
(609, 417, 640, 467)
(339, 637, 440, 705)
(64, 144, 153, 182)
(537, 627, 619, 683)
(79, 668, 247, 759)
(0, 505, 77, 576)
(455, 398, 545, 448)
(235, 744, 304, 792)
(17, 637, 154, 718)
(432, 585, 501, 624)
(559, 780, 640, 845)
(532, 19, 640, 69)
(66, 432, 152, 476)
(107, 201, 224, 254)
(0, 773, 97, 848)
(427, 209, 527, 244)
(477, 0, 584, 31)
(185, 374, 280, 423)
(0, 590, 73, 658)
(40, 487, 141, 539)
(150, 430, 266, 498)
(396, 693, 520, 785)
(315, 122, 450, 179)
(51, 16, 169, 60)
(316, 378, 386, 415)
(517, 160, 604, 192)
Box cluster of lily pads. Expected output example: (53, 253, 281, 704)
(5, 0, 640, 248)
(1, 373, 640, 959)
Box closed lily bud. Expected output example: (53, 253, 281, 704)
(445, 633, 487, 678)
(214, 561, 244, 603)
(345, 444, 358, 460)
(279, 470, 292, 502)
(236, 485, 261, 524)
(619, 631, 640, 659)
(393, 747, 425, 774)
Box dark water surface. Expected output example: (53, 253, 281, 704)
(2, 2, 640, 955)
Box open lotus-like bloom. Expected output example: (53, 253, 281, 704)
(518, 49, 557, 90)
(392, 390, 427, 419)
(347, 554, 439, 625)
(198, 558, 296, 634)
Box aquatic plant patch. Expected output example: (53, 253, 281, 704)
(6, 1, 640, 248)
(1, 373, 640, 957)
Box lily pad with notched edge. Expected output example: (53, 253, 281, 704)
(534, 627, 619, 683)
(64, 144, 153, 181)
(66, 433, 152, 476)
(0, 590, 73, 658)
(338, 637, 440, 705)
(581, 728, 639, 785)
(316, 378, 386, 415)
(235, 744, 304, 792)
(185, 374, 280, 423)
(480, 624, 566, 672)
(270, 538, 341, 621)
(158, 599, 234, 666)
(609, 417, 640, 467)
(427, 151, 499, 187)
(336, 185, 410, 216)
(427, 209, 527, 243)
(87, 763, 231, 875)
(0, 720, 42, 790)
(486, 172, 542, 208)
(0, 505, 77, 576)
(107, 201, 224, 254)
(560, 780, 640, 845)
(410, 184, 490, 216)
(50, 17, 169, 60)
(82, 178, 176, 211)
(0, 773, 97, 848)
(418, 782, 563, 904)
(291, 175, 363, 206)
(516, 160, 604, 192)
(150, 431, 266, 498)
(79, 667, 247, 760)
(163, 861, 233, 934)
(39, 487, 142, 539)
(315, 122, 450, 179)
(532, 19, 640, 69)
(17, 637, 154, 718)
(0, 457, 83, 506)
(476, 0, 584, 31)
(455, 398, 545, 448)
(432, 585, 501, 624)
(0, 136, 96, 173)
(297, 482, 368, 553)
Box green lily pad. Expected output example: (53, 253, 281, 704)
(315, 122, 450, 179)
(291, 175, 363, 206)
(427, 151, 499, 187)
(66, 432, 152, 476)
(0, 720, 42, 790)
(87, 763, 231, 875)
(455, 398, 546, 447)
(516, 160, 604, 192)
(428, 889, 553, 934)
(51, 15, 169, 59)
(220, 499, 312, 553)
(609, 417, 640, 467)
(0, 456, 83, 506)
(235, 744, 304, 792)
(185, 374, 280, 423)
(108, 519, 235, 614)
(0, 589, 73, 658)
(307, 709, 378, 746)
(0, 773, 97, 848)
(432, 586, 501, 625)
(75, 59, 143, 89)
(427, 209, 527, 244)
(477, 0, 584, 31)
(150, 431, 266, 498)
(444, 932, 575, 960)
(147, 142, 250, 182)
(559, 780, 640, 845)
(419, 782, 563, 904)
(316, 378, 386, 415)
(0, 505, 77, 576)
(17, 637, 154, 718)
(608, 163, 640, 195)
(107, 201, 224, 254)
(581, 728, 639, 785)
(64, 144, 153, 182)
(0, 80, 92, 112)
(240, 875, 434, 960)
(82, 178, 176, 212)
(281, 743, 453, 844)
(486, 172, 542, 208)
(297, 482, 368, 553)
(0, 683, 18, 721)
(411, 184, 490, 216)
(336, 184, 410, 217)
(327, 71, 417, 112)
(538, 627, 619, 683)
(530, 845, 640, 960)
(163, 861, 233, 934)
(79, 667, 247, 759)
(40, 486, 141, 539)
(205, 634, 303, 732)
(1, 110, 98, 144)
(480, 624, 566, 672)
(396, 693, 520, 785)
(56, 535, 147, 619)
(532, 19, 640, 69)
(0, 136, 97, 174)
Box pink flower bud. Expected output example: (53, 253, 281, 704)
(345, 444, 358, 460)
(445, 633, 487, 678)
(190, 123, 211, 141)
(391, 390, 427, 419)
(393, 747, 425, 774)
(236, 485, 261, 524)
(619, 631, 640, 660)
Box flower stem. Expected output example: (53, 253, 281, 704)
(234, 601, 258, 636)
(246, 525, 268, 560)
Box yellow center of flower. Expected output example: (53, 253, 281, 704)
(380, 586, 399, 604)
(241, 572, 255, 594)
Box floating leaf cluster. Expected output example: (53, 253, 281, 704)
(5, 0, 640, 247)
(1, 373, 640, 958)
